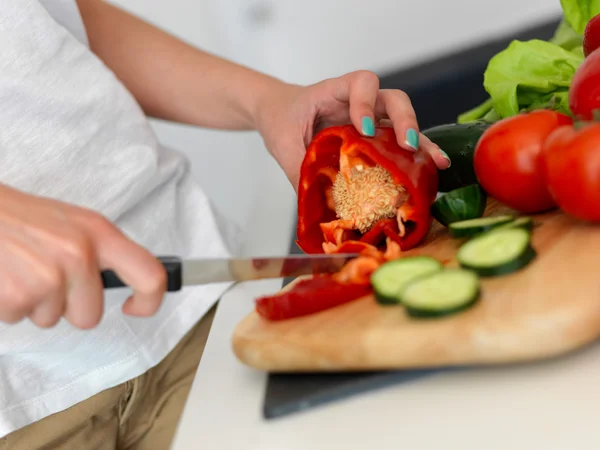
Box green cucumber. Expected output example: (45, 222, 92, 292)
(448, 215, 514, 238)
(421, 122, 491, 192)
(494, 216, 534, 232)
(431, 184, 487, 227)
(399, 268, 480, 318)
(457, 227, 536, 277)
(371, 256, 443, 305)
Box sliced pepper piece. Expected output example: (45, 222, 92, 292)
(296, 125, 439, 255)
(254, 240, 400, 321)
(255, 275, 373, 321)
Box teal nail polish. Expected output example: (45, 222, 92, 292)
(361, 116, 375, 137)
(405, 128, 419, 150)
(440, 149, 451, 167)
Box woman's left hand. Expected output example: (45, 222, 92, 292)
(254, 70, 452, 191)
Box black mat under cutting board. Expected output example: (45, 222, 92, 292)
(262, 16, 562, 420)
(263, 368, 458, 420)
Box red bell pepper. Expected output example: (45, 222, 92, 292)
(255, 275, 373, 321)
(254, 242, 393, 321)
(295, 125, 439, 255)
(254, 126, 438, 322)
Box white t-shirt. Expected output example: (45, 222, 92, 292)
(0, 0, 241, 438)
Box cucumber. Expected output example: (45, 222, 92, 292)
(371, 256, 443, 305)
(431, 184, 487, 227)
(494, 216, 534, 232)
(399, 268, 480, 318)
(457, 227, 536, 277)
(421, 122, 491, 192)
(448, 215, 514, 238)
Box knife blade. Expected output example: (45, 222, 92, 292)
(100, 253, 359, 292)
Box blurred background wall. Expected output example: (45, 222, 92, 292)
(109, 0, 563, 255)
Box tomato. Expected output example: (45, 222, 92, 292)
(584, 14, 600, 57)
(541, 123, 600, 222)
(569, 47, 600, 121)
(473, 110, 573, 214)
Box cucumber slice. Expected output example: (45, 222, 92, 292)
(371, 256, 443, 305)
(448, 215, 514, 238)
(457, 227, 536, 277)
(431, 184, 487, 227)
(400, 268, 480, 318)
(494, 216, 534, 232)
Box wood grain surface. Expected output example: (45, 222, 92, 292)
(231, 199, 600, 372)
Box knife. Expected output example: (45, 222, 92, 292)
(100, 253, 359, 292)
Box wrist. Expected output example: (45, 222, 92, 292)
(245, 75, 288, 128)
(252, 79, 302, 133)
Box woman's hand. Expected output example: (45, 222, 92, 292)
(0, 184, 167, 329)
(254, 70, 451, 190)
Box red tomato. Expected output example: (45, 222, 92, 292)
(569, 47, 600, 120)
(473, 110, 573, 213)
(584, 14, 600, 57)
(541, 123, 600, 222)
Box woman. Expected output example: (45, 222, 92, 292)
(0, 1, 450, 448)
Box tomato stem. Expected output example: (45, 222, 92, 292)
(572, 109, 600, 130)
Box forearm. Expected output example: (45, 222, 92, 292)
(76, 0, 287, 130)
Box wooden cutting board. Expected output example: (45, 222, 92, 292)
(231, 198, 600, 372)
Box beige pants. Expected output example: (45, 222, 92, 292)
(0, 305, 217, 450)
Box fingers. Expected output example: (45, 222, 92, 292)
(419, 133, 452, 170)
(0, 234, 66, 328)
(375, 89, 421, 152)
(329, 73, 451, 169)
(55, 229, 105, 329)
(28, 297, 66, 329)
(78, 213, 168, 317)
(0, 188, 168, 330)
(332, 70, 380, 137)
(0, 220, 106, 329)
(0, 239, 39, 324)
(377, 116, 450, 169)
(374, 90, 450, 169)
(26, 260, 66, 328)
(330, 73, 420, 147)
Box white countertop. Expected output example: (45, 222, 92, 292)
(172, 279, 600, 450)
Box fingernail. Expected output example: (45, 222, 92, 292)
(405, 128, 419, 150)
(361, 116, 375, 137)
(440, 149, 451, 167)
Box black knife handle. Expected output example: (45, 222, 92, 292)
(100, 256, 183, 292)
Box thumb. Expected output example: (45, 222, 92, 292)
(284, 152, 302, 194)
(270, 140, 304, 194)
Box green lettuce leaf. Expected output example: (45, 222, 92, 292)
(560, 0, 600, 35)
(458, 39, 583, 123)
(549, 18, 583, 51)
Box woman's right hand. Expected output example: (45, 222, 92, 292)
(0, 184, 167, 329)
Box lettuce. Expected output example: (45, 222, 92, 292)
(457, 0, 600, 123)
(549, 18, 584, 51)
(458, 39, 583, 123)
(560, 0, 600, 34)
